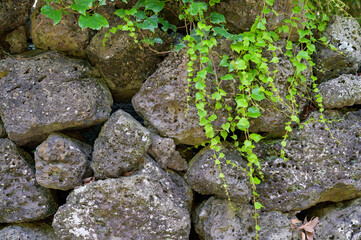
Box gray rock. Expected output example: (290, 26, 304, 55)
(0, 138, 57, 223)
(0, 0, 34, 36)
(31, 1, 91, 59)
(256, 110, 361, 211)
(313, 15, 361, 82)
(166, 170, 193, 213)
(86, 18, 171, 102)
(0, 51, 113, 146)
(5, 25, 28, 54)
(0, 222, 57, 240)
(53, 156, 191, 240)
(193, 197, 296, 240)
(311, 198, 361, 240)
(91, 109, 151, 179)
(132, 42, 237, 145)
(318, 74, 361, 109)
(148, 134, 188, 171)
(35, 133, 92, 191)
(185, 142, 251, 204)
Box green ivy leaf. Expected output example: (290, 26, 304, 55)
(79, 13, 109, 30)
(247, 107, 261, 118)
(144, 0, 165, 14)
(254, 202, 264, 210)
(249, 133, 264, 142)
(237, 118, 250, 130)
(210, 12, 226, 24)
(71, 0, 94, 15)
(251, 87, 266, 101)
(137, 15, 158, 32)
(41, 5, 62, 25)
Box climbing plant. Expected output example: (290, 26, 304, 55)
(39, 0, 347, 238)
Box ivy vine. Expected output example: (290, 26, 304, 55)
(39, 0, 348, 238)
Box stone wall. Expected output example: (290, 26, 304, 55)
(0, 1, 360, 239)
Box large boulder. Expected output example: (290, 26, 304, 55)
(53, 156, 191, 240)
(311, 198, 361, 240)
(193, 197, 296, 240)
(31, 1, 92, 58)
(5, 25, 29, 54)
(148, 133, 188, 171)
(0, 119, 6, 138)
(0, 139, 58, 223)
(185, 142, 251, 204)
(313, 15, 361, 82)
(91, 109, 151, 179)
(0, 222, 57, 240)
(35, 133, 92, 191)
(86, 23, 171, 102)
(0, 51, 113, 146)
(256, 110, 361, 211)
(0, 0, 34, 36)
(317, 74, 361, 109)
(166, 170, 193, 213)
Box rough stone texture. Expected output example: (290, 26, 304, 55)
(166, 170, 193, 213)
(211, 0, 303, 38)
(317, 74, 361, 109)
(193, 197, 296, 240)
(133, 42, 238, 145)
(35, 133, 92, 191)
(148, 133, 188, 171)
(86, 20, 171, 102)
(185, 142, 251, 204)
(0, 51, 113, 146)
(0, 138, 57, 223)
(255, 110, 361, 212)
(0, 119, 6, 138)
(313, 16, 361, 82)
(91, 109, 151, 179)
(5, 26, 29, 54)
(31, 1, 91, 59)
(249, 40, 312, 136)
(53, 156, 191, 240)
(311, 198, 361, 240)
(0, 222, 57, 240)
(0, 0, 34, 36)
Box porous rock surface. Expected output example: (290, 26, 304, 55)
(0, 0, 34, 36)
(53, 156, 191, 240)
(193, 197, 296, 240)
(318, 74, 361, 109)
(256, 110, 361, 211)
(0, 119, 6, 138)
(312, 198, 361, 240)
(35, 133, 92, 191)
(91, 109, 151, 179)
(0, 138, 57, 223)
(166, 170, 193, 213)
(86, 24, 170, 102)
(0, 51, 113, 146)
(0, 222, 57, 240)
(148, 133, 188, 171)
(185, 142, 251, 204)
(133, 43, 238, 145)
(314, 15, 361, 82)
(31, 1, 92, 58)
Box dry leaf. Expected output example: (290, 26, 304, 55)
(83, 176, 95, 185)
(291, 217, 319, 240)
(123, 171, 135, 176)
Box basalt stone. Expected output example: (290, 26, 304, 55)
(0, 0, 34, 36)
(86, 21, 171, 102)
(317, 74, 361, 109)
(313, 15, 361, 82)
(0, 222, 57, 240)
(35, 133, 92, 191)
(166, 170, 193, 213)
(193, 197, 296, 240)
(5, 25, 29, 54)
(31, 1, 92, 58)
(132, 41, 238, 145)
(53, 156, 191, 240)
(185, 142, 251, 204)
(0, 139, 57, 223)
(91, 109, 151, 179)
(0, 119, 6, 138)
(255, 110, 361, 212)
(0, 51, 113, 146)
(309, 198, 361, 240)
(148, 133, 188, 171)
